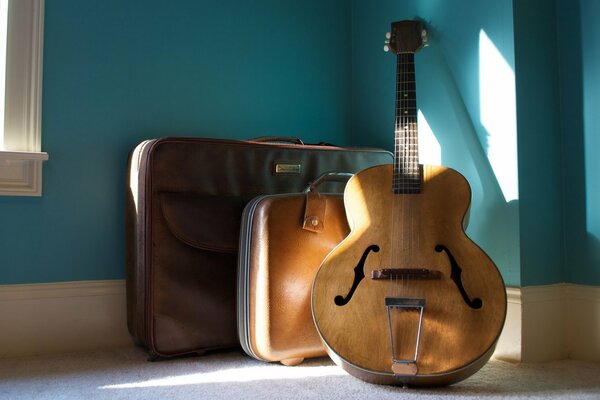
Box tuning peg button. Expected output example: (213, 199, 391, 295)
(386, 32, 391, 39)
(384, 45, 390, 52)
(421, 29, 429, 47)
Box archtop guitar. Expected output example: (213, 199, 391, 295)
(311, 20, 507, 387)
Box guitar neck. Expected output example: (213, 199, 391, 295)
(393, 52, 421, 194)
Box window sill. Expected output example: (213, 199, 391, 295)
(0, 150, 48, 196)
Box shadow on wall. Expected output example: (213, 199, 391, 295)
(559, 0, 600, 284)
(415, 27, 520, 286)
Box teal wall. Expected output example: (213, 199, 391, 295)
(513, 0, 564, 285)
(514, 0, 600, 286)
(1, 0, 598, 287)
(350, 0, 521, 285)
(579, 0, 600, 284)
(0, 0, 352, 284)
(559, 0, 600, 285)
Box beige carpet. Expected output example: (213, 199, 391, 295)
(0, 346, 599, 400)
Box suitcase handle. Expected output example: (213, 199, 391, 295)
(305, 172, 353, 193)
(251, 136, 305, 145)
(304, 172, 354, 193)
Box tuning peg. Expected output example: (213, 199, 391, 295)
(421, 29, 429, 47)
(384, 31, 391, 52)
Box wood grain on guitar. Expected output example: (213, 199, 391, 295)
(311, 20, 507, 387)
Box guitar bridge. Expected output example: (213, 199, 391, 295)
(385, 297, 425, 376)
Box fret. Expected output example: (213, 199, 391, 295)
(395, 139, 419, 144)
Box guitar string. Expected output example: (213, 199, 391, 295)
(407, 52, 415, 302)
(391, 49, 399, 309)
(403, 51, 419, 362)
(400, 51, 406, 362)
(411, 51, 421, 363)
(407, 51, 415, 363)
(400, 51, 409, 363)
(391, 51, 418, 363)
(404, 52, 412, 356)
(394, 50, 400, 362)
(390, 49, 399, 363)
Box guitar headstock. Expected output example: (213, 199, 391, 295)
(384, 20, 428, 54)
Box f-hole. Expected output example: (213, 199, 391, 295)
(334, 245, 380, 306)
(435, 245, 483, 309)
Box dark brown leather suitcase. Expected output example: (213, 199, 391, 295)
(237, 173, 351, 366)
(125, 137, 392, 358)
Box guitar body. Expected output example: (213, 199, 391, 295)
(312, 164, 506, 386)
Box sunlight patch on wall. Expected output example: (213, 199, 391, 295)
(417, 109, 441, 166)
(585, 118, 600, 241)
(583, 25, 600, 240)
(99, 364, 346, 389)
(479, 29, 518, 202)
(0, 0, 9, 147)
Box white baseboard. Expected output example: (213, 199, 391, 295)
(565, 284, 600, 362)
(494, 284, 600, 363)
(1, 280, 599, 362)
(0, 280, 131, 358)
(493, 287, 523, 362)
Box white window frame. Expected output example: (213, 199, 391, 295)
(0, 0, 47, 196)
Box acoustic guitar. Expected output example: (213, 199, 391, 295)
(311, 20, 507, 387)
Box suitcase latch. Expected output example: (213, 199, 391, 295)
(303, 190, 326, 233)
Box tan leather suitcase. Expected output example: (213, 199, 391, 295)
(126, 137, 392, 359)
(237, 173, 352, 365)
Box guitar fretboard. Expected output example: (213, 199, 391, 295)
(393, 52, 421, 194)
